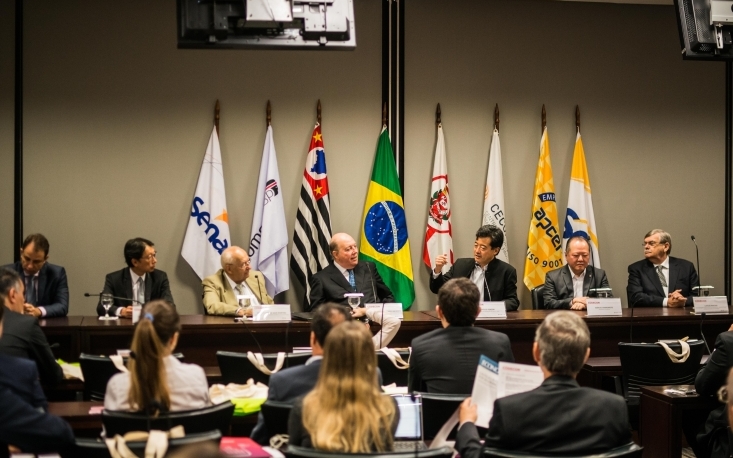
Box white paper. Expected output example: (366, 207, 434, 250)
(252, 304, 292, 322)
(694, 296, 729, 314)
(496, 361, 543, 398)
(477, 302, 507, 319)
(365, 303, 404, 320)
(470, 356, 499, 427)
(586, 298, 622, 316)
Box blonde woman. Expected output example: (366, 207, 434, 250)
(104, 300, 210, 413)
(288, 321, 399, 452)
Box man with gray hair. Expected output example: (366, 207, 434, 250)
(202, 246, 273, 316)
(456, 311, 630, 455)
(627, 229, 698, 307)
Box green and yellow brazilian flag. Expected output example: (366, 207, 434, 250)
(359, 127, 415, 310)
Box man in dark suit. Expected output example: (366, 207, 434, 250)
(0, 267, 63, 385)
(457, 311, 631, 456)
(544, 236, 611, 310)
(97, 237, 174, 317)
(250, 302, 351, 444)
(0, 302, 74, 455)
(308, 233, 393, 310)
(627, 229, 698, 307)
(430, 225, 519, 311)
(0, 353, 48, 411)
(4, 233, 69, 318)
(408, 278, 514, 394)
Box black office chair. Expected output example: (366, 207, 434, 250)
(261, 400, 293, 438)
(216, 351, 312, 385)
(71, 430, 222, 458)
(286, 445, 454, 458)
(531, 285, 546, 310)
(377, 350, 410, 386)
(418, 392, 479, 440)
(481, 442, 643, 458)
(102, 402, 235, 437)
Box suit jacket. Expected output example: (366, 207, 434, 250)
(627, 257, 698, 307)
(0, 308, 63, 385)
(308, 262, 394, 311)
(456, 376, 631, 457)
(408, 326, 514, 394)
(3, 262, 69, 317)
(695, 331, 733, 458)
(96, 268, 174, 316)
(202, 269, 274, 316)
(429, 258, 519, 311)
(543, 265, 611, 309)
(0, 353, 48, 410)
(251, 358, 323, 444)
(0, 384, 74, 456)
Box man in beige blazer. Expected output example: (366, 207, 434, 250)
(202, 246, 274, 316)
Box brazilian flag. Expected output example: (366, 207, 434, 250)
(359, 127, 415, 310)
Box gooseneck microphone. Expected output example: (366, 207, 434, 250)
(700, 312, 712, 355)
(367, 262, 384, 347)
(587, 240, 596, 298)
(366, 263, 378, 303)
(84, 292, 144, 306)
(691, 235, 702, 298)
(254, 274, 264, 305)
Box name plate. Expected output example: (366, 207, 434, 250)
(252, 304, 291, 322)
(586, 298, 622, 316)
(477, 302, 507, 319)
(694, 296, 729, 314)
(366, 303, 404, 320)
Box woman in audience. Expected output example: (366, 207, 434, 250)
(104, 300, 210, 413)
(288, 321, 398, 452)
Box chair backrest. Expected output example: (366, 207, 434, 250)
(72, 429, 222, 457)
(285, 445, 454, 458)
(377, 350, 410, 386)
(102, 402, 235, 437)
(531, 286, 546, 310)
(482, 442, 643, 458)
(419, 392, 474, 440)
(216, 351, 312, 385)
(261, 400, 293, 438)
(618, 341, 705, 402)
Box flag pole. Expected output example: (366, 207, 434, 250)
(214, 99, 220, 135)
(436, 103, 441, 127)
(541, 104, 546, 132)
(317, 99, 322, 126)
(382, 102, 388, 128)
(494, 104, 500, 133)
(576, 105, 581, 134)
(266, 100, 272, 127)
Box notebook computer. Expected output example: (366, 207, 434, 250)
(392, 394, 428, 451)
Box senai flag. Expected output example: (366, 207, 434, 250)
(359, 127, 415, 309)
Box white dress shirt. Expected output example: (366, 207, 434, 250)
(224, 273, 260, 307)
(469, 264, 488, 302)
(115, 269, 146, 316)
(654, 257, 671, 306)
(572, 269, 586, 298)
(334, 262, 352, 284)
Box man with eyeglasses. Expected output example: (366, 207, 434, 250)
(627, 229, 698, 308)
(96, 237, 174, 317)
(543, 236, 610, 310)
(3, 233, 69, 318)
(202, 246, 273, 316)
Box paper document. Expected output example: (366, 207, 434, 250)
(496, 361, 544, 398)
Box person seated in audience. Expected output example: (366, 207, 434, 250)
(0, 301, 74, 456)
(288, 321, 399, 452)
(97, 237, 174, 318)
(202, 246, 273, 317)
(3, 233, 69, 318)
(544, 235, 611, 310)
(0, 351, 48, 411)
(409, 277, 514, 394)
(0, 267, 63, 385)
(430, 225, 519, 311)
(250, 302, 350, 444)
(104, 300, 210, 412)
(456, 311, 631, 456)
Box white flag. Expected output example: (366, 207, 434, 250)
(182, 126, 232, 279)
(249, 125, 289, 297)
(482, 129, 509, 262)
(422, 123, 453, 273)
(563, 132, 601, 267)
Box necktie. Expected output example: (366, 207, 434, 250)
(656, 266, 668, 288)
(25, 276, 36, 305)
(137, 277, 145, 306)
(348, 269, 356, 290)
(235, 284, 243, 295)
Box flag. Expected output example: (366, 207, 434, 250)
(359, 127, 415, 309)
(523, 127, 564, 291)
(290, 124, 332, 308)
(423, 123, 453, 273)
(563, 133, 600, 267)
(182, 126, 232, 279)
(249, 125, 289, 297)
(482, 128, 509, 262)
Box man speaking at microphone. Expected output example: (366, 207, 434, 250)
(430, 225, 519, 311)
(202, 246, 273, 317)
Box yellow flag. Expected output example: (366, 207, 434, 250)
(523, 127, 564, 291)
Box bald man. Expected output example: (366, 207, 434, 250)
(202, 246, 274, 316)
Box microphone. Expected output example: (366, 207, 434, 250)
(700, 312, 712, 355)
(254, 275, 265, 304)
(691, 235, 702, 298)
(84, 292, 144, 305)
(587, 239, 596, 298)
(476, 263, 492, 302)
(367, 263, 378, 303)
(235, 277, 263, 354)
(629, 295, 639, 343)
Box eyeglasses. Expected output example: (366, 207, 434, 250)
(141, 252, 157, 261)
(718, 385, 728, 403)
(643, 241, 661, 247)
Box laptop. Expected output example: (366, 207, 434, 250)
(392, 394, 428, 451)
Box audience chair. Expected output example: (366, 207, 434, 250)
(531, 286, 546, 310)
(216, 351, 312, 385)
(260, 400, 293, 438)
(102, 402, 235, 437)
(418, 392, 480, 440)
(481, 442, 643, 458)
(70, 429, 222, 458)
(377, 350, 410, 386)
(285, 445, 454, 458)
